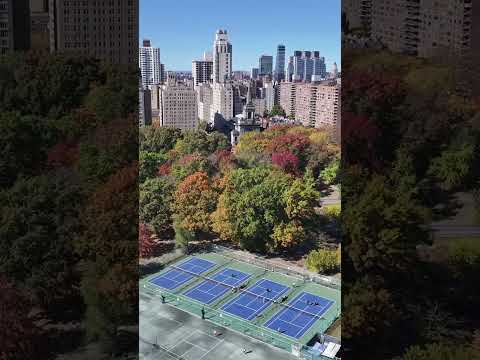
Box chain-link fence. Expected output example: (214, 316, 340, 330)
(143, 281, 296, 351)
(212, 245, 341, 291)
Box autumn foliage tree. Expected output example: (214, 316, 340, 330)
(0, 276, 44, 360)
(139, 223, 155, 258)
(173, 172, 219, 234)
(272, 151, 300, 175)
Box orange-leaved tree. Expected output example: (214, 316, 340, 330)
(173, 171, 219, 234)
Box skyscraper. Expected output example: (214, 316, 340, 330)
(49, 0, 138, 65)
(213, 29, 232, 83)
(275, 44, 286, 82)
(291, 50, 326, 82)
(312, 52, 327, 81)
(285, 57, 294, 82)
(0, 0, 31, 55)
(139, 39, 161, 88)
(251, 67, 259, 80)
(259, 55, 273, 76)
(292, 51, 304, 81)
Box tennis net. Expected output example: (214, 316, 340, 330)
(170, 264, 327, 320)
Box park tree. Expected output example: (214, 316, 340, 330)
(0, 173, 82, 312)
(234, 132, 271, 167)
(342, 277, 400, 347)
(77, 118, 138, 188)
(428, 144, 475, 190)
(0, 112, 55, 188)
(213, 167, 292, 252)
(139, 177, 175, 235)
(173, 172, 219, 234)
(171, 152, 213, 181)
(266, 132, 310, 161)
(139, 223, 156, 258)
(0, 276, 44, 360)
(403, 343, 479, 360)
(173, 215, 195, 250)
(174, 130, 229, 156)
(0, 53, 102, 118)
(272, 151, 300, 175)
(139, 151, 168, 183)
(270, 221, 306, 251)
(75, 163, 138, 350)
(84, 85, 124, 122)
(342, 175, 430, 274)
(305, 248, 339, 274)
(283, 170, 319, 221)
(139, 125, 183, 153)
(211, 193, 236, 241)
(269, 104, 286, 117)
(320, 159, 340, 185)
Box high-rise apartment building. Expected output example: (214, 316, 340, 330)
(0, 0, 31, 55)
(251, 67, 259, 80)
(196, 83, 213, 122)
(49, 0, 138, 65)
(275, 44, 286, 82)
(154, 72, 198, 129)
(139, 39, 161, 88)
(259, 54, 273, 76)
(279, 82, 297, 116)
(343, 0, 475, 58)
(279, 81, 340, 128)
(213, 29, 232, 83)
(192, 52, 213, 88)
(264, 82, 276, 112)
(211, 81, 234, 122)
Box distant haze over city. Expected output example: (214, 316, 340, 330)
(139, 0, 340, 72)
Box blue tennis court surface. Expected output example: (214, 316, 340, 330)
(149, 257, 215, 290)
(183, 268, 250, 304)
(221, 279, 289, 320)
(264, 292, 334, 339)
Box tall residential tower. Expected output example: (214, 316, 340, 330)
(139, 39, 161, 88)
(213, 29, 232, 83)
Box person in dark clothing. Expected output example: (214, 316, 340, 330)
(201, 307, 205, 320)
(161, 295, 165, 304)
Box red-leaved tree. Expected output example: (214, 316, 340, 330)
(139, 223, 156, 258)
(0, 276, 42, 359)
(157, 163, 171, 176)
(272, 151, 300, 175)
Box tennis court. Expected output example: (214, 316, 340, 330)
(184, 268, 251, 304)
(264, 291, 334, 339)
(221, 279, 289, 320)
(149, 257, 216, 290)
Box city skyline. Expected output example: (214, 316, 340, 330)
(139, 0, 340, 72)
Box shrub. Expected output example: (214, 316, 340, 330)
(305, 248, 340, 274)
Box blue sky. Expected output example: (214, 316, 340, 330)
(140, 0, 341, 72)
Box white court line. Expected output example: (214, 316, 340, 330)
(191, 329, 221, 341)
(169, 339, 208, 355)
(198, 339, 224, 360)
(183, 340, 209, 352)
(285, 292, 309, 325)
(264, 292, 307, 328)
(291, 297, 334, 338)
